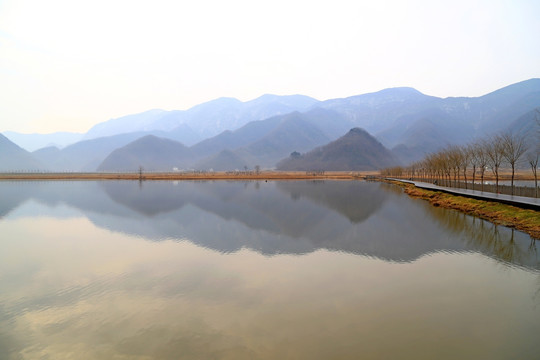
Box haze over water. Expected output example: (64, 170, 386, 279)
(0, 180, 539, 359)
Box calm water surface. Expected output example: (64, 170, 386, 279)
(0, 180, 539, 359)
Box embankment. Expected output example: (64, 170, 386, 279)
(389, 180, 540, 239)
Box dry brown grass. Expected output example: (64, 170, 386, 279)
(0, 171, 371, 181)
(398, 182, 540, 239)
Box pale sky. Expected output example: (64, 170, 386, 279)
(1, 0, 539, 134)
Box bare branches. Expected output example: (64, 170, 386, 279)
(527, 148, 540, 197)
(381, 130, 537, 196)
(500, 132, 528, 194)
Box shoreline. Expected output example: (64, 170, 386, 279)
(0, 171, 370, 181)
(0, 171, 536, 181)
(385, 180, 540, 240)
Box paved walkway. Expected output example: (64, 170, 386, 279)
(386, 178, 540, 210)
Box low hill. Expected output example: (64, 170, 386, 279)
(32, 146, 62, 166)
(0, 134, 44, 171)
(194, 149, 250, 171)
(36, 132, 153, 171)
(97, 135, 192, 171)
(189, 114, 286, 159)
(276, 128, 399, 171)
(237, 111, 331, 167)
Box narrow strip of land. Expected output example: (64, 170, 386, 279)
(387, 178, 540, 210)
(0, 171, 368, 181)
(385, 178, 540, 239)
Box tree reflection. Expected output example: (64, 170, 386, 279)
(426, 206, 539, 269)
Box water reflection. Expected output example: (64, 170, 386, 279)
(1, 219, 539, 360)
(0, 180, 538, 269)
(424, 204, 539, 269)
(1, 181, 540, 359)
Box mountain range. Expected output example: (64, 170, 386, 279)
(97, 109, 353, 171)
(2, 78, 540, 171)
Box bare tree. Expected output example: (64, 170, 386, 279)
(474, 140, 489, 192)
(447, 146, 462, 188)
(460, 146, 471, 189)
(500, 132, 528, 195)
(393, 118, 538, 197)
(441, 150, 452, 186)
(531, 108, 540, 197)
(485, 136, 505, 193)
(468, 143, 479, 191)
(527, 150, 539, 197)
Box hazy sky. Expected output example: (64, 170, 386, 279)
(1, 0, 539, 134)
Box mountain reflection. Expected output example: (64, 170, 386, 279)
(0, 180, 538, 269)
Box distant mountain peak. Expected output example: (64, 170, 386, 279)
(375, 86, 425, 95)
(276, 127, 399, 171)
(347, 127, 370, 135)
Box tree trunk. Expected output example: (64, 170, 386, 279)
(471, 165, 476, 191)
(481, 170, 485, 192)
(495, 168, 499, 193)
(511, 164, 515, 195)
(534, 168, 538, 198)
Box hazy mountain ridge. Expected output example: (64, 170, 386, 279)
(84, 94, 319, 141)
(3, 131, 83, 152)
(316, 87, 440, 134)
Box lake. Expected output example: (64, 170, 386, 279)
(0, 180, 539, 359)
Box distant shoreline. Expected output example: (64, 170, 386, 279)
(0, 171, 536, 181)
(0, 171, 373, 181)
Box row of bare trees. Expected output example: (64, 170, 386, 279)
(381, 131, 540, 196)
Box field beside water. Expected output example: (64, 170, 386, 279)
(0, 171, 376, 181)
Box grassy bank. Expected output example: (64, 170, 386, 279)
(393, 181, 540, 239)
